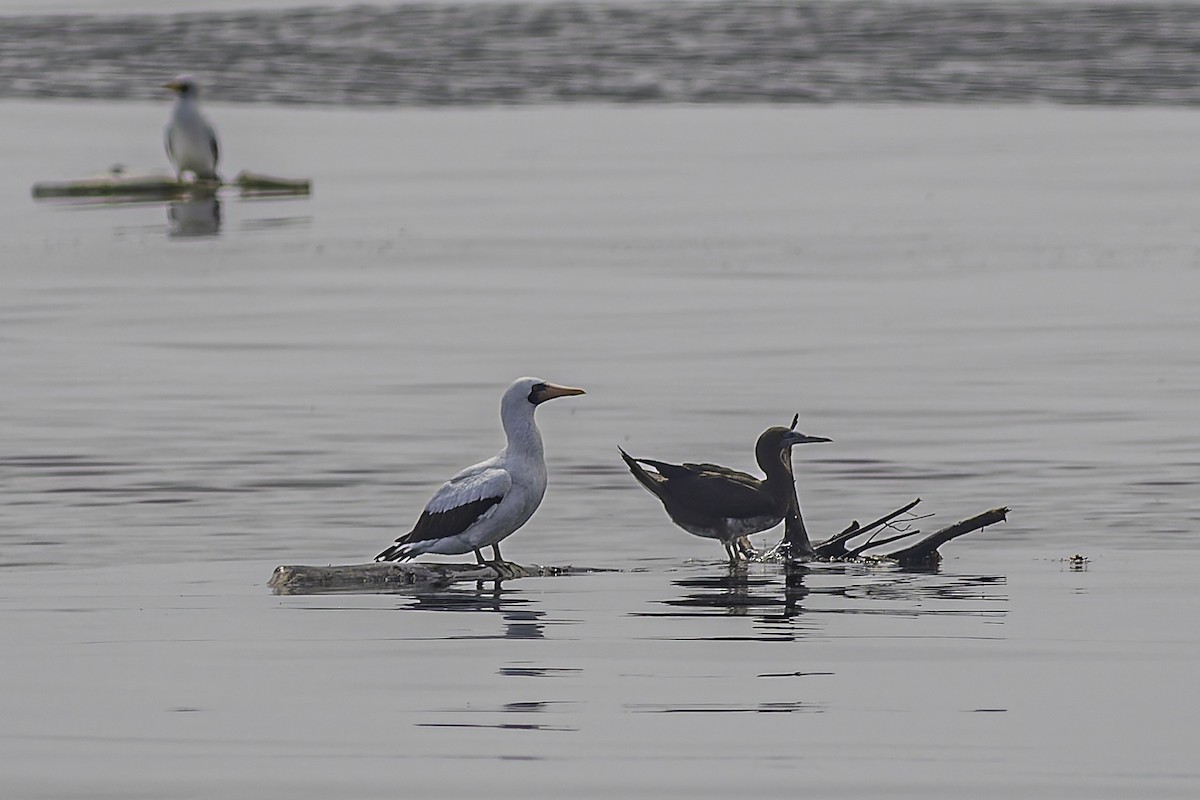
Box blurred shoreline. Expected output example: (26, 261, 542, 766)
(6, 1, 1200, 106)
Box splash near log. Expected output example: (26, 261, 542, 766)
(31, 167, 311, 200)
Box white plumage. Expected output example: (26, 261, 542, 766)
(375, 377, 585, 566)
(426, 468, 511, 515)
(163, 74, 220, 181)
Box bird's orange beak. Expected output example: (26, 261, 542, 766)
(162, 80, 183, 93)
(539, 383, 586, 401)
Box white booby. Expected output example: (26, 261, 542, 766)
(620, 416, 830, 563)
(163, 74, 220, 181)
(375, 377, 585, 567)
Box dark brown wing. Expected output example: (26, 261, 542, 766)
(623, 452, 775, 520)
(659, 469, 777, 521)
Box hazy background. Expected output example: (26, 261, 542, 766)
(8, 1, 1200, 105)
(3, 1, 1199, 797)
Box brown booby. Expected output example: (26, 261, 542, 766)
(375, 377, 585, 568)
(620, 416, 830, 562)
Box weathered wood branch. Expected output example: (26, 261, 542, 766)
(270, 507, 1009, 593)
(813, 497, 923, 559)
(31, 169, 311, 200)
(770, 502, 1008, 566)
(234, 171, 313, 196)
(881, 506, 1010, 567)
(268, 561, 599, 595)
(844, 527, 922, 559)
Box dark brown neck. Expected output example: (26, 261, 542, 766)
(757, 445, 795, 497)
(779, 458, 815, 558)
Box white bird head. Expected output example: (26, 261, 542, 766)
(498, 377, 585, 451)
(163, 74, 201, 99)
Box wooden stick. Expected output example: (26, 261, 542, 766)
(32, 173, 201, 199)
(233, 171, 312, 194)
(32, 169, 310, 199)
(814, 497, 922, 558)
(884, 507, 1010, 566)
(268, 561, 600, 595)
(270, 506, 1010, 593)
(845, 528, 922, 558)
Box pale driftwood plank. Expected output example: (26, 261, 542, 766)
(32, 173, 198, 199)
(233, 170, 311, 194)
(31, 169, 310, 199)
(268, 561, 595, 595)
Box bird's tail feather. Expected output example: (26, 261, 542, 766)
(374, 540, 415, 562)
(619, 447, 665, 494)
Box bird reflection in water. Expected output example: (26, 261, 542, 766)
(638, 565, 816, 642)
(671, 565, 809, 614)
(167, 195, 221, 237)
(404, 582, 547, 640)
(647, 561, 1005, 643)
(500, 609, 546, 640)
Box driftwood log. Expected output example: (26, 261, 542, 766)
(268, 561, 599, 595)
(31, 169, 311, 199)
(880, 506, 1009, 565)
(269, 504, 1007, 593)
(779, 499, 1009, 567)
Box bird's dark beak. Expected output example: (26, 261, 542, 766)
(784, 431, 831, 446)
(537, 383, 586, 402)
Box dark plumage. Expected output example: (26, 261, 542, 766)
(374, 496, 503, 562)
(621, 417, 830, 562)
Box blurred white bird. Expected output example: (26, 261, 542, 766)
(163, 74, 220, 181)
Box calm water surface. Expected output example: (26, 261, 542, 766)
(2, 102, 1199, 796)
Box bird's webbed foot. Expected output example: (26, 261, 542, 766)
(483, 545, 515, 579)
(488, 560, 520, 580)
(735, 536, 759, 560)
(723, 537, 758, 564)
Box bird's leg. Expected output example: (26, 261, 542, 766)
(474, 549, 486, 566)
(736, 536, 758, 560)
(488, 544, 516, 579)
(723, 540, 737, 565)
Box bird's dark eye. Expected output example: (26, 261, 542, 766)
(527, 382, 547, 404)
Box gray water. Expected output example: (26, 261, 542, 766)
(8, 1, 1200, 106)
(4, 100, 1200, 796)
